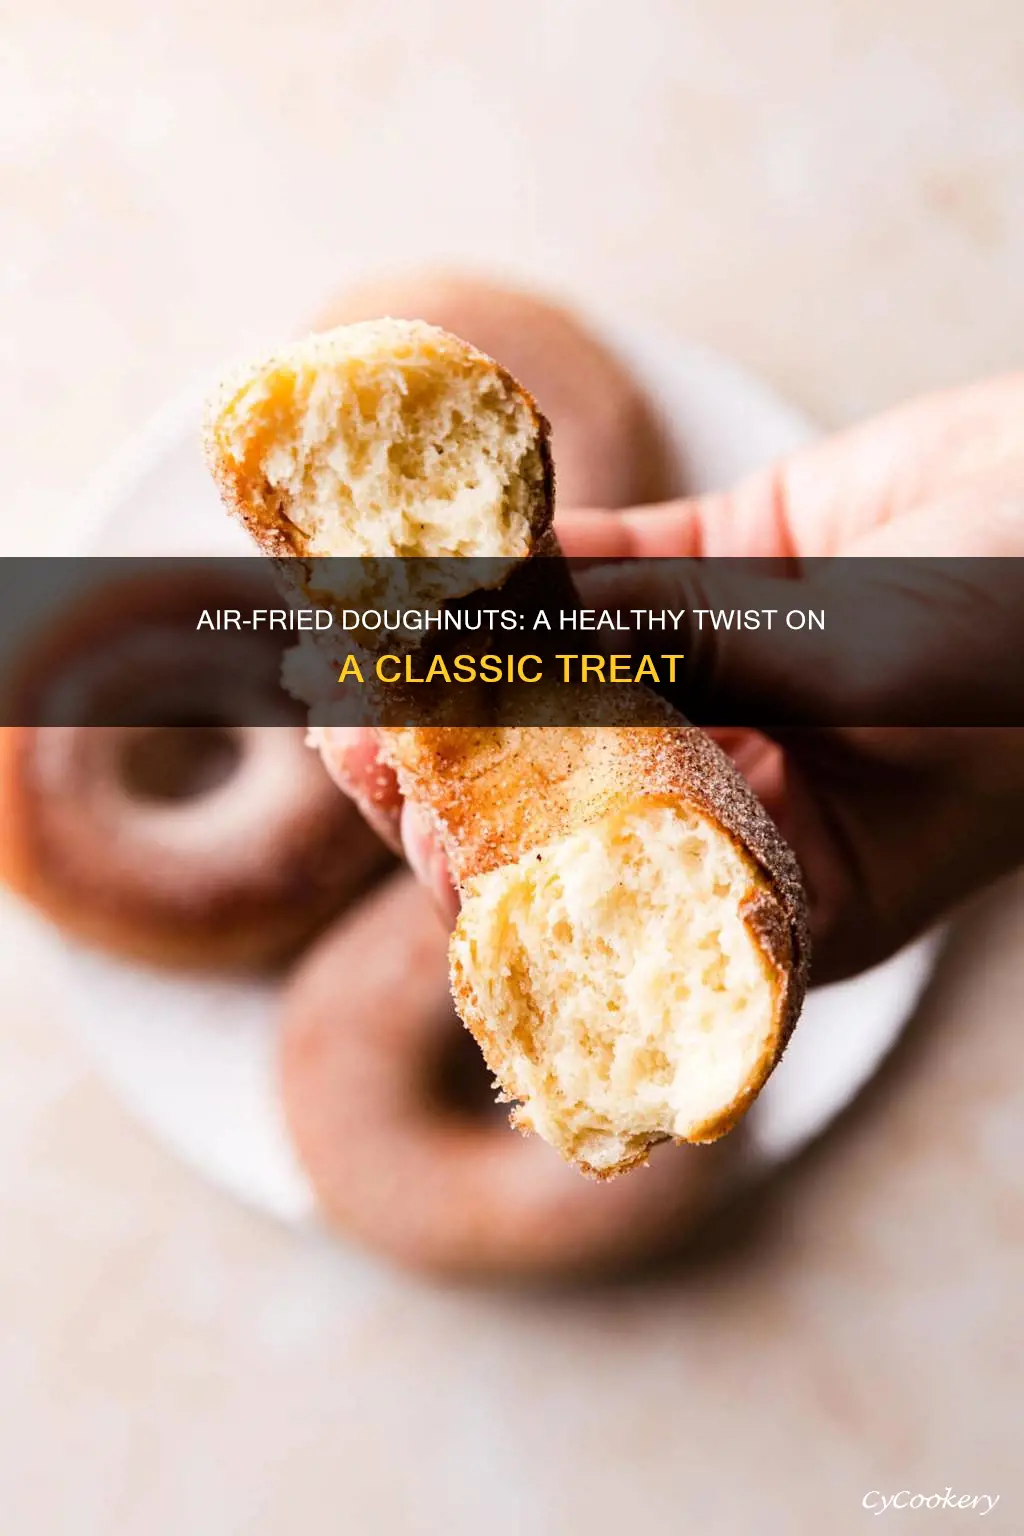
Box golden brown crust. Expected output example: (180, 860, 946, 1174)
(384, 725, 808, 1164)
(311, 270, 676, 508)
(279, 874, 730, 1279)
(202, 318, 557, 570)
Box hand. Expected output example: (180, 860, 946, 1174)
(320, 375, 1024, 979)
(317, 723, 460, 924)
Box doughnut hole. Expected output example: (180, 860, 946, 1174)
(451, 803, 781, 1176)
(423, 1020, 507, 1124)
(118, 725, 243, 804)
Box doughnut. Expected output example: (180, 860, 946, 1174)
(0, 570, 391, 971)
(208, 319, 555, 593)
(311, 270, 676, 509)
(204, 318, 809, 1171)
(280, 875, 729, 1279)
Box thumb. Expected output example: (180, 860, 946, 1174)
(575, 558, 845, 728)
(576, 551, 1023, 730)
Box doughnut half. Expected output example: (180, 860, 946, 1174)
(205, 317, 554, 579)
(204, 318, 809, 1176)
(311, 270, 676, 508)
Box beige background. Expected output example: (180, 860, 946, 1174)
(2, 1, 1023, 1531)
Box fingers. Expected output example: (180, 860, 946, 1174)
(558, 504, 705, 558)
(771, 726, 1024, 984)
(316, 727, 404, 854)
(559, 374, 1024, 564)
(317, 727, 460, 922)
(707, 729, 787, 820)
(401, 801, 461, 924)
(843, 470, 1024, 557)
(574, 498, 1024, 732)
(777, 374, 1024, 549)
(557, 490, 771, 559)
(575, 558, 848, 727)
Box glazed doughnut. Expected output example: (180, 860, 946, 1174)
(0, 571, 391, 971)
(312, 270, 676, 508)
(280, 875, 728, 1279)
(205, 318, 809, 1171)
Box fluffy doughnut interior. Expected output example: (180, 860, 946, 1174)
(209, 318, 544, 561)
(450, 803, 778, 1176)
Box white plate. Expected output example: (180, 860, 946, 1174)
(55, 320, 939, 1222)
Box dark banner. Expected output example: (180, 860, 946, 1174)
(1, 556, 1022, 727)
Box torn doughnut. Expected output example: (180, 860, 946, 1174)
(204, 319, 809, 1172)
(311, 270, 676, 508)
(205, 317, 555, 613)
